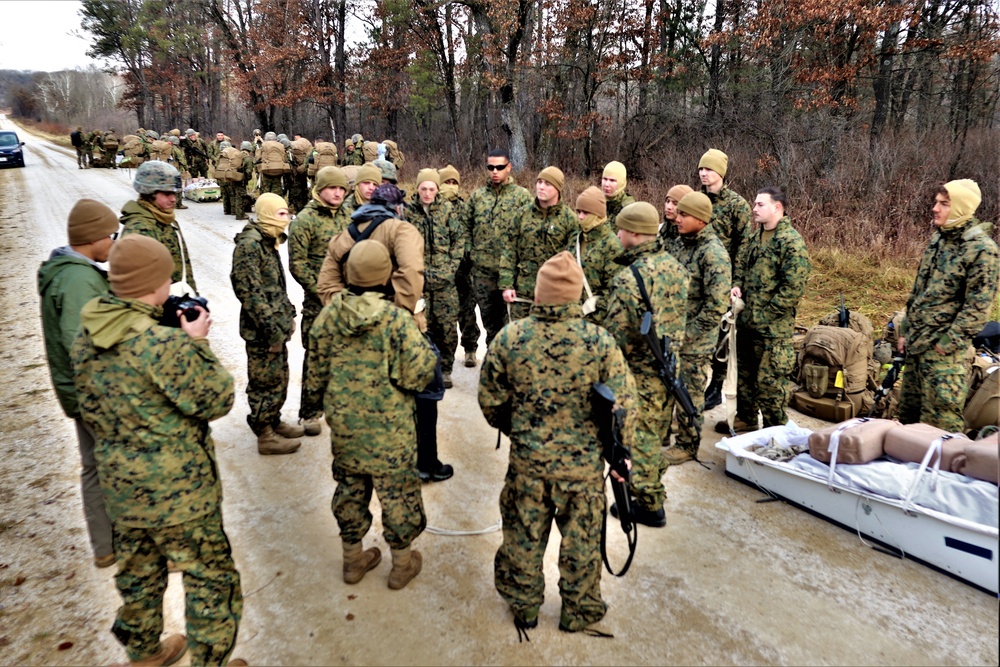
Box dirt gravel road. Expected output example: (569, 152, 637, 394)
(0, 120, 996, 666)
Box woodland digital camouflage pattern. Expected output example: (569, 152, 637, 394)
(408, 195, 467, 367)
(499, 199, 580, 319)
(605, 191, 635, 227)
(441, 192, 480, 351)
(602, 241, 688, 510)
(289, 199, 353, 419)
(231, 223, 296, 433)
(664, 225, 730, 453)
(120, 200, 198, 293)
(478, 301, 636, 630)
(733, 216, 811, 427)
(899, 219, 1000, 431)
(706, 185, 752, 270)
(306, 291, 437, 548)
(569, 221, 623, 324)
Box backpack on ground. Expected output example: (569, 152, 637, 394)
(259, 140, 289, 176)
(308, 142, 339, 178)
(215, 146, 244, 182)
(383, 140, 404, 168)
(149, 140, 173, 163)
(964, 352, 1000, 433)
(290, 138, 312, 175)
(792, 315, 875, 420)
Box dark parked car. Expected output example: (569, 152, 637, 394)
(0, 130, 26, 168)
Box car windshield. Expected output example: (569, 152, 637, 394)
(0, 134, 18, 148)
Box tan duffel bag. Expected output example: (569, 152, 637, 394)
(809, 418, 897, 465)
(883, 423, 969, 470)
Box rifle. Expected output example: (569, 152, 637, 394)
(839, 293, 850, 328)
(867, 356, 904, 417)
(640, 312, 698, 425)
(591, 383, 636, 576)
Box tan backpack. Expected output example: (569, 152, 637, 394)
(383, 140, 404, 168)
(796, 325, 874, 418)
(362, 141, 379, 163)
(290, 138, 312, 175)
(260, 140, 289, 176)
(121, 136, 146, 167)
(215, 146, 244, 182)
(149, 140, 173, 163)
(965, 354, 1000, 431)
(308, 142, 339, 177)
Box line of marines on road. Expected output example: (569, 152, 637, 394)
(39, 134, 998, 664)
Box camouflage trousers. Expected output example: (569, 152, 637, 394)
(455, 258, 480, 352)
(494, 469, 607, 630)
(426, 284, 460, 372)
(259, 174, 285, 197)
(232, 183, 247, 219)
(298, 296, 324, 421)
(83, 144, 93, 167)
(736, 330, 795, 428)
(632, 372, 671, 510)
(220, 182, 238, 215)
(331, 464, 426, 550)
(76, 146, 88, 168)
(898, 346, 967, 432)
(671, 352, 710, 455)
(75, 419, 113, 558)
(245, 342, 290, 435)
(112, 512, 242, 665)
(189, 157, 209, 179)
(288, 173, 309, 214)
(471, 267, 507, 346)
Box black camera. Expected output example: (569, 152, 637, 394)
(160, 295, 209, 328)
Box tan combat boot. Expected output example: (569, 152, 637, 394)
(464, 351, 477, 368)
(274, 421, 305, 438)
(257, 426, 301, 455)
(663, 446, 696, 466)
(387, 547, 422, 590)
(302, 417, 323, 436)
(128, 633, 187, 667)
(342, 540, 382, 584)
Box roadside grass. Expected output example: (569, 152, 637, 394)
(12, 118, 72, 147)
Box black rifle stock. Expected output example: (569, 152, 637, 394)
(591, 382, 636, 576)
(640, 311, 698, 423)
(867, 356, 904, 417)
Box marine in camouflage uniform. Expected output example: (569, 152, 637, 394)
(341, 135, 365, 167)
(72, 236, 241, 666)
(568, 186, 622, 325)
(602, 202, 688, 523)
(729, 187, 811, 430)
(289, 167, 353, 427)
(231, 194, 302, 448)
(407, 169, 467, 376)
(899, 180, 1000, 432)
(234, 142, 255, 220)
(601, 161, 636, 228)
(306, 240, 437, 587)
(479, 251, 636, 632)
(662, 192, 730, 461)
(439, 165, 480, 363)
(499, 166, 580, 321)
(183, 129, 209, 178)
(466, 151, 533, 344)
(287, 137, 312, 214)
(120, 161, 198, 294)
(341, 163, 381, 212)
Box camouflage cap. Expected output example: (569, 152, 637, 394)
(370, 183, 405, 208)
(373, 159, 397, 183)
(133, 160, 182, 195)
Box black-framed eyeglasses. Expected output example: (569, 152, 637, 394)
(486, 164, 509, 171)
(111, 231, 120, 241)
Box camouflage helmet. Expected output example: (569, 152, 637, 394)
(146, 130, 158, 139)
(219, 140, 232, 150)
(133, 160, 182, 195)
(167, 135, 180, 145)
(276, 133, 288, 142)
(253, 128, 261, 136)
(278, 137, 291, 148)
(240, 140, 253, 152)
(351, 133, 363, 144)
(264, 131, 277, 141)
(373, 159, 397, 183)
(184, 128, 196, 137)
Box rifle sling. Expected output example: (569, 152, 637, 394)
(629, 264, 655, 316)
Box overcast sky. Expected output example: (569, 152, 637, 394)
(0, 1, 105, 72)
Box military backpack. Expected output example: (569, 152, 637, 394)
(215, 146, 244, 182)
(121, 135, 147, 167)
(101, 133, 119, 153)
(259, 140, 289, 176)
(383, 140, 405, 168)
(308, 142, 339, 177)
(362, 141, 379, 163)
(290, 138, 312, 175)
(149, 140, 173, 163)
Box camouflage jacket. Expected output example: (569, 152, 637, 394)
(602, 240, 689, 377)
(440, 192, 470, 258)
(406, 195, 466, 289)
(231, 222, 296, 346)
(902, 219, 1000, 356)
(289, 200, 353, 306)
(704, 185, 752, 272)
(466, 178, 532, 275)
(306, 291, 437, 475)
(71, 295, 234, 528)
(663, 225, 731, 356)
(569, 221, 623, 323)
(606, 190, 636, 228)
(184, 137, 209, 163)
(499, 199, 580, 296)
(341, 150, 364, 167)
(206, 139, 222, 164)
(171, 147, 188, 172)
(479, 302, 637, 481)
(734, 216, 811, 339)
(120, 200, 198, 293)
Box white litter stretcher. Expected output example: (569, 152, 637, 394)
(717, 423, 999, 594)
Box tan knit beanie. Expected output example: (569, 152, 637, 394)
(575, 186, 607, 218)
(534, 251, 584, 305)
(438, 164, 460, 184)
(313, 166, 349, 192)
(698, 149, 728, 178)
(537, 166, 565, 192)
(68, 199, 119, 245)
(677, 192, 713, 223)
(616, 202, 660, 235)
(108, 235, 174, 298)
(416, 168, 440, 187)
(355, 163, 382, 186)
(666, 184, 694, 203)
(346, 240, 392, 288)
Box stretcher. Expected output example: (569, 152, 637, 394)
(717, 423, 998, 594)
(183, 178, 222, 202)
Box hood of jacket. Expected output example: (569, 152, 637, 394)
(79, 295, 160, 350)
(331, 291, 391, 337)
(38, 247, 105, 295)
(351, 203, 398, 223)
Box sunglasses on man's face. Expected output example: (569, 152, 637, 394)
(486, 164, 509, 171)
